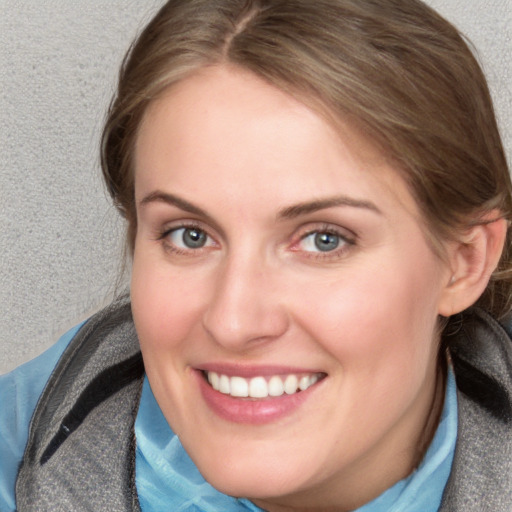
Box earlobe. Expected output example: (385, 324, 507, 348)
(438, 214, 508, 317)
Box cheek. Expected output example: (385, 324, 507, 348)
(130, 249, 209, 434)
(291, 248, 443, 376)
(130, 248, 205, 356)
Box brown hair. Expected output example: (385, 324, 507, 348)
(101, 0, 512, 319)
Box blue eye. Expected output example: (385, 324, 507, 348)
(167, 227, 212, 249)
(300, 231, 343, 252)
(314, 232, 339, 252)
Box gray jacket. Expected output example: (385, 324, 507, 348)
(15, 301, 512, 511)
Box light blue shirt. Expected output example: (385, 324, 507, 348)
(0, 324, 457, 512)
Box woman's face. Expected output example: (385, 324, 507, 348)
(131, 66, 451, 510)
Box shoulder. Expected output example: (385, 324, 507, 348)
(0, 321, 84, 512)
(15, 298, 144, 512)
(441, 308, 512, 511)
(449, 307, 512, 422)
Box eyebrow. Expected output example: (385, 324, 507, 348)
(139, 191, 211, 218)
(277, 195, 382, 219)
(139, 190, 382, 221)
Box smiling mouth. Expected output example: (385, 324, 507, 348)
(202, 371, 326, 399)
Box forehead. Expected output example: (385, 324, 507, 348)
(134, 65, 419, 220)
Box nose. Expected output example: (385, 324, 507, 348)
(202, 254, 289, 351)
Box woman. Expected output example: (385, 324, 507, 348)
(2, 0, 511, 511)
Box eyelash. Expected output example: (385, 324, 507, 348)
(291, 224, 356, 261)
(155, 222, 356, 260)
(156, 221, 216, 256)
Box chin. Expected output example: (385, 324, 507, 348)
(185, 436, 315, 501)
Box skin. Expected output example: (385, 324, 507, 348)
(131, 65, 456, 512)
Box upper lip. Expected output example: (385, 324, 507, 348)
(197, 363, 326, 378)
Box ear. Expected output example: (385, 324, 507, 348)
(438, 213, 508, 317)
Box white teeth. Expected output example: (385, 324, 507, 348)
(205, 371, 321, 398)
(208, 371, 220, 391)
(219, 374, 230, 394)
(230, 376, 249, 397)
(249, 377, 268, 398)
(284, 375, 298, 395)
(268, 375, 284, 397)
(299, 375, 310, 391)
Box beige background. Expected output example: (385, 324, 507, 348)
(1, 0, 511, 373)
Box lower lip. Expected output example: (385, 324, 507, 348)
(195, 371, 322, 425)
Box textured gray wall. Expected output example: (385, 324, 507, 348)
(1, 0, 511, 374)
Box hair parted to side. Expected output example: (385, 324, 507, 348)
(101, 0, 512, 319)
